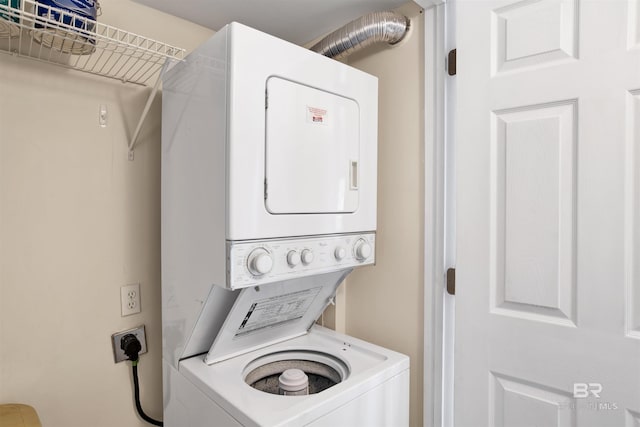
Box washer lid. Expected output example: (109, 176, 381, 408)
(204, 269, 351, 365)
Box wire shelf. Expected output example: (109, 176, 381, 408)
(0, 0, 185, 85)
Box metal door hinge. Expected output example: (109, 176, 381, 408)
(447, 49, 456, 76)
(446, 268, 455, 295)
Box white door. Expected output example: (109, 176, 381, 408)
(455, 0, 640, 426)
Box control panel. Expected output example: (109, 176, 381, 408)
(226, 232, 375, 289)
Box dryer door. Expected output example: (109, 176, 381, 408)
(265, 77, 360, 214)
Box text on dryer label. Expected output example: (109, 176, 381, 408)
(306, 106, 328, 125)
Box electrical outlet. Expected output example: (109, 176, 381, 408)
(121, 283, 141, 316)
(111, 325, 147, 363)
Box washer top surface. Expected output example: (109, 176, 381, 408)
(179, 325, 409, 427)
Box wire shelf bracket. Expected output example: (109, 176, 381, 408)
(128, 60, 170, 160)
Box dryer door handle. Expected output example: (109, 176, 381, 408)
(350, 160, 358, 190)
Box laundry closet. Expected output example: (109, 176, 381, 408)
(0, 1, 426, 426)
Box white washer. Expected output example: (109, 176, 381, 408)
(163, 270, 409, 427)
(165, 327, 409, 427)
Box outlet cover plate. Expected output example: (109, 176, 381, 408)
(121, 283, 141, 316)
(111, 325, 147, 363)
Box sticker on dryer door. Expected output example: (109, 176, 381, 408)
(234, 287, 322, 337)
(306, 106, 328, 125)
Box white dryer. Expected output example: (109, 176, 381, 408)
(161, 22, 409, 427)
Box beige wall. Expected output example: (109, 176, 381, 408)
(345, 3, 425, 426)
(0, 3, 212, 426)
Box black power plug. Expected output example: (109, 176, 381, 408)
(120, 333, 163, 426)
(121, 333, 142, 362)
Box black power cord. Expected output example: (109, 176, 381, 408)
(121, 334, 163, 427)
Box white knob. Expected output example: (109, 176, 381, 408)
(287, 250, 301, 267)
(334, 247, 346, 260)
(301, 249, 314, 265)
(354, 240, 372, 261)
(247, 248, 273, 276)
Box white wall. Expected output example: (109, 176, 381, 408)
(344, 3, 426, 426)
(0, 2, 212, 426)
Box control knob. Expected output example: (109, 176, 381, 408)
(287, 250, 301, 267)
(353, 239, 372, 261)
(334, 246, 346, 261)
(301, 249, 314, 265)
(247, 248, 274, 276)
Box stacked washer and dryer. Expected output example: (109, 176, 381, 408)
(161, 22, 410, 427)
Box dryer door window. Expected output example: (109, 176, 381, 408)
(265, 77, 360, 214)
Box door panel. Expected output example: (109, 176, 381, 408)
(492, 0, 578, 74)
(492, 101, 577, 325)
(630, 90, 640, 339)
(455, 0, 640, 426)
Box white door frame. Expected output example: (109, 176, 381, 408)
(419, 1, 448, 426)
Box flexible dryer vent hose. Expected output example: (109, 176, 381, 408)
(310, 11, 410, 60)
